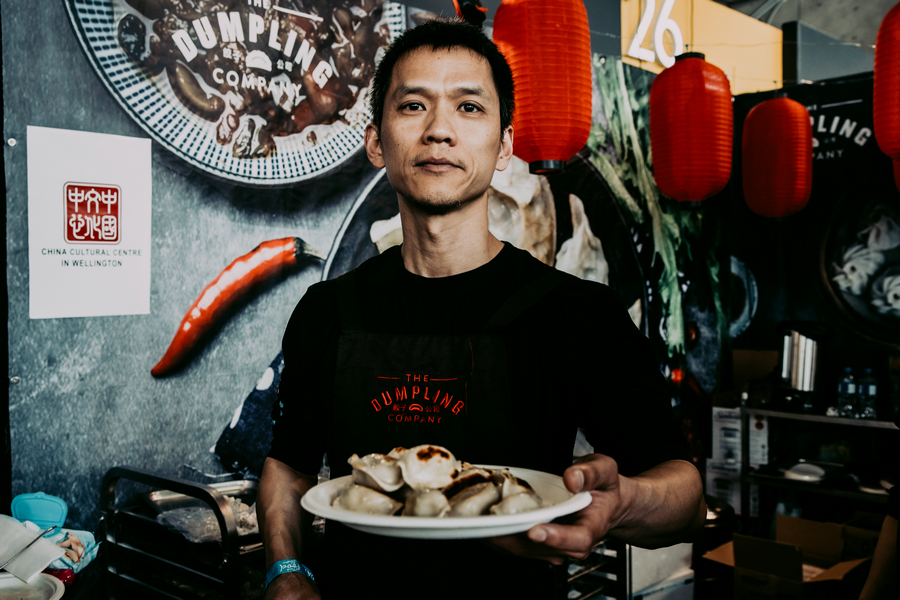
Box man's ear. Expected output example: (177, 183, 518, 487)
(495, 125, 514, 172)
(365, 122, 385, 169)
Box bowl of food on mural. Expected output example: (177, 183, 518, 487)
(65, 0, 402, 185)
(823, 199, 900, 347)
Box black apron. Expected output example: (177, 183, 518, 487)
(318, 266, 569, 599)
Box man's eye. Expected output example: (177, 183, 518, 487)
(403, 102, 424, 111)
(460, 103, 481, 113)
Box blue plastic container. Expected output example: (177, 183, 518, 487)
(11, 492, 68, 535)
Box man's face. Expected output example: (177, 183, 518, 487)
(365, 46, 513, 212)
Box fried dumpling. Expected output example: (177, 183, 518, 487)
(492, 468, 535, 499)
(457, 465, 494, 479)
(387, 446, 408, 459)
(332, 484, 403, 515)
(402, 488, 451, 517)
(448, 482, 500, 517)
(442, 469, 494, 500)
(489, 491, 543, 515)
(397, 445, 460, 490)
(348, 453, 404, 493)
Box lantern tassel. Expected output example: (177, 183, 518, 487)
(453, 0, 488, 26)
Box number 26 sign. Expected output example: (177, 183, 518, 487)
(625, 0, 685, 68)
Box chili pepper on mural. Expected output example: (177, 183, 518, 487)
(151, 237, 323, 377)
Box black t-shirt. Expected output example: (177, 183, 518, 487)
(269, 243, 690, 598)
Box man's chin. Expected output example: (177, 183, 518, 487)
(403, 194, 475, 215)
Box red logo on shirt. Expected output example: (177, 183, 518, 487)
(371, 373, 465, 424)
(64, 182, 121, 244)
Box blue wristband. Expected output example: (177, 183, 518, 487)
(264, 559, 315, 588)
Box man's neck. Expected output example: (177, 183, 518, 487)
(398, 196, 504, 278)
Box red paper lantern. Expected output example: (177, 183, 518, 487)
(874, 2, 900, 175)
(492, 0, 592, 174)
(742, 98, 812, 219)
(650, 53, 733, 205)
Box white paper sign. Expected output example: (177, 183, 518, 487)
(27, 126, 152, 318)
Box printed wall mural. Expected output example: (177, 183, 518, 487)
(66, 0, 402, 185)
(6, 2, 726, 528)
(580, 54, 727, 397)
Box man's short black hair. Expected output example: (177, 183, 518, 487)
(368, 18, 515, 135)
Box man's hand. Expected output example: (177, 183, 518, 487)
(485, 455, 704, 564)
(485, 454, 623, 564)
(264, 572, 321, 600)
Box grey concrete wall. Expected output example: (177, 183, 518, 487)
(783, 20, 874, 86)
(718, 0, 894, 53)
(4, 1, 380, 529)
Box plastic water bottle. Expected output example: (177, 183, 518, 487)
(857, 368, 878, 419)
(837, 368, 857, 418)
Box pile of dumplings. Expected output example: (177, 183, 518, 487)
(332, 444, 544, 517)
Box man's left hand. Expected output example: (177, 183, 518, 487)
(485, 454, 624, 565)
(485, 454, 705, 563)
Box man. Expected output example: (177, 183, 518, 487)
(259, 18, 704, 600)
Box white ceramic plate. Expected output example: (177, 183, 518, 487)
(301, 465, 592, 539)
(0, 573, 64, 600)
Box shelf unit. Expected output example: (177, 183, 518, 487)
(565, 538, 629, 600)
(745, 408, 898, 429)
(745, 473, 889, 504)
(100, 467, 265, 600)
(739, 406, 897, 530)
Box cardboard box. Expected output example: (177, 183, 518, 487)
(703, 515, 872, 599)
(840, 512, 883, 560)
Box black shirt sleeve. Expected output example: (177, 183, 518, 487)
(267, 281, 340, 476)
(567, 282, 690, 476)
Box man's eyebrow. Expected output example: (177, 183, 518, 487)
(452, 85, 489, 98)
(391, 84, 491, 100)
(392, 84, 428, 99)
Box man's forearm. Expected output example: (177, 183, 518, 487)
(609, 460, 705, 548)
(258, 457, 317, 567)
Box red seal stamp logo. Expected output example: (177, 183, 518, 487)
(64, 182, 121, 244)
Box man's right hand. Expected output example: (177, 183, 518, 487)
(264, 572, 321, 600)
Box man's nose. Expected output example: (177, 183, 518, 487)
(423, 105, 456, 145)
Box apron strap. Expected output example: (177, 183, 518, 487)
(336, 271, 364, 332)
(481, 268, 570, 333)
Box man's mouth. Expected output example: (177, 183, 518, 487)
(414, 157, 462, 171)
